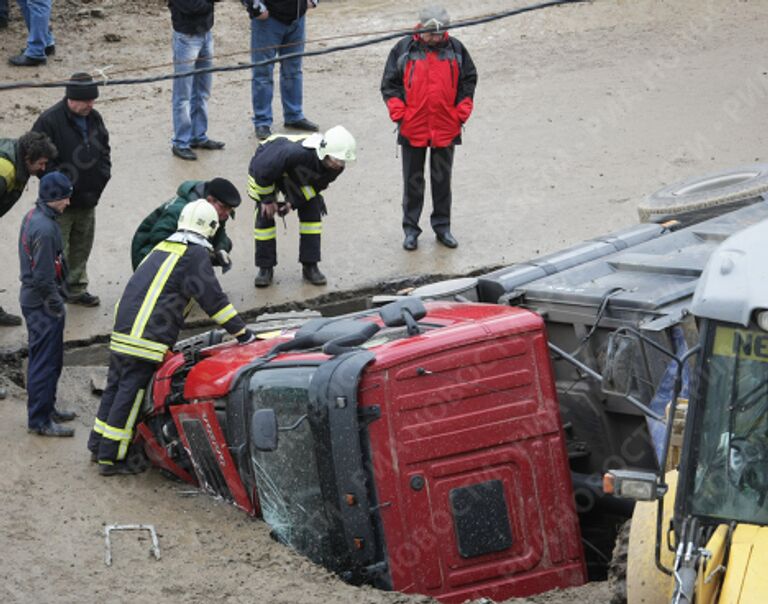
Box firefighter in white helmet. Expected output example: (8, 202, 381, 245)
(88, 200, 255, 475)
(247, 125, 356, 287)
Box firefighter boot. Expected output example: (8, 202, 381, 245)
(254, 267, 274, 288)
(302, 263, 326, 286)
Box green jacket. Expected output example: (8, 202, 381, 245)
(130, 180, 232, 270)
(0, 138, 30, 218)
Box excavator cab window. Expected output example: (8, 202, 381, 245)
(688, 321, 768, 524)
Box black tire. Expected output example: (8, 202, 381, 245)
(608, 519, 631, 604)
(638, 164, 768, 224)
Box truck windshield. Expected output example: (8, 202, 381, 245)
(248, 366, 331, 564)
(691, 322, 768, 524)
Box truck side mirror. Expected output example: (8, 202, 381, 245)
(602, 333, 638, 396)
(251, 409, 279, 452)
(379, 297, 427, 335)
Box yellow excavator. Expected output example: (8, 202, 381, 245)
(605, 213, 768, 603)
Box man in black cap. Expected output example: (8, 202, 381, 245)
(33, 72, 112, 307)
(18, 171, 78, 437)
(131, 177, 241, 270)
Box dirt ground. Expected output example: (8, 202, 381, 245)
(2, 0, 768, 601)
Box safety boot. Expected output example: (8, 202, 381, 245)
(302, 263, 327, 286)
(254, 267, 274, 288)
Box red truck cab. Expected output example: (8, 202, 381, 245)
(137, 299, 585, 602)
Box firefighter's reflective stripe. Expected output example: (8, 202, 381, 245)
(97, 420, 132, 442)
(132, 245, 183, 339)
(109, 332, 168, 362)
(248, 175, 275, 201)
(211, 304, 237, 325)
(254, 226, 277, 241)
(93, 417, 108, 436)
(109, 338, 166, 363)
(299, 221, 322, 235)
(263, 133, 307, 144)
(301, 185, 317, 200)
(117, 389, 145, 460)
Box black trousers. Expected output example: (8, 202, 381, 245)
(88, 354, 157, 464)
(254, 199, 322, 268)
(401, 143, 455, 237)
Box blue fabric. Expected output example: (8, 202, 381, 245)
(250, 14, 306, 127)
(647, 326, 690, 465)
(171, 30, 213, 149)
(22, 305, 65, 430)
(72, 114, 88, 143)
(16, 0, 54, 60)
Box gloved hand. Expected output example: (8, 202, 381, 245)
(215, 250, 233, 274)
(236, 328, 257, 345)
(277, 201, 292, 217)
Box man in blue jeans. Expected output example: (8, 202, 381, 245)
(169, 0, 225, 161)
(8, 0, 55, 66)
(244, 0, 320, 140)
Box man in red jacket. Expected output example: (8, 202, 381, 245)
(381, 5, 477, 251)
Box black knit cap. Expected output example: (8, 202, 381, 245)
(206, 178, 241, 208)
(66, 72, 99, 101)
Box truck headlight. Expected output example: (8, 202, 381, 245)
(603, 469, 667, 501)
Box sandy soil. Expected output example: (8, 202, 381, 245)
(2, 0, 768, 601)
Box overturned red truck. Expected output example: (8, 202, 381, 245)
(134, 167, 768, 602)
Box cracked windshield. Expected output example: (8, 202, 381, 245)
(692, 324, 768, 524)
(248, 367, 331, 564)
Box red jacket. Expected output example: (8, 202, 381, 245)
(381, 33, 477, 148)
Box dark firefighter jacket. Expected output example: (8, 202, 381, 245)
(247, 135, 343, 209)
(130, 180, 232, 270)
(18, 200, 68, 315)
(110, 238, 246, 363)
(0, 138, 31, 218)
(169, 0, 214, 35)
(32, 99, 112, 210)
(381, 33, 478, 148)
(244, 0, 314, 24)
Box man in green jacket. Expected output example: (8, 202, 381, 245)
(0, 131, 57, 326)
(131, 177, 241, 270)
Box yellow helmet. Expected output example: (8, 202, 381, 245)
(178, 199, 219, 239)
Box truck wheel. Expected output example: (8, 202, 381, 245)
(637, 164, 768, 224)
(608, 519, 630, 604)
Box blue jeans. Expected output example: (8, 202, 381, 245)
(250, 15, 306, 127)
(22, 305, 65, 430)
(16, 0, 54, 60)
(172, 30, 213, 149)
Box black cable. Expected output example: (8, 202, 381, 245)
(0, 0, 588, 93)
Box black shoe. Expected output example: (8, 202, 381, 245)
(51, 407, 77, 422)
(172, 146, 197, 160)
(67, 291, 100, 307)
(45, 45, 56, 56)
(302, 263, 327, 286)
(403, 234, 418, 251)
(255, 125, 272, 140)
(28, 421, 75, 437)
(8, 54, 46, 67)
(0, 307, 22, 326)
(284, 118, 319, 132)
(99, 461, 146, 476)
(436, 231, 459, 249)
(0, 19, 8, 29)
(190, 139, 225, 150)
(254, 267, 274, 287)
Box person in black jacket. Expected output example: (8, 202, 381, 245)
(169, 0, 226, 161)
(88, 200, 255, 475)
(18, 172, 78, 437)
(244, 0, 320, 140)
(248, 126, 356, 287)
(32, 72, 111, 308)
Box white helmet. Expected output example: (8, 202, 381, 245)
(178, 199, 219, 239)
(316, 125, 357, 162)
